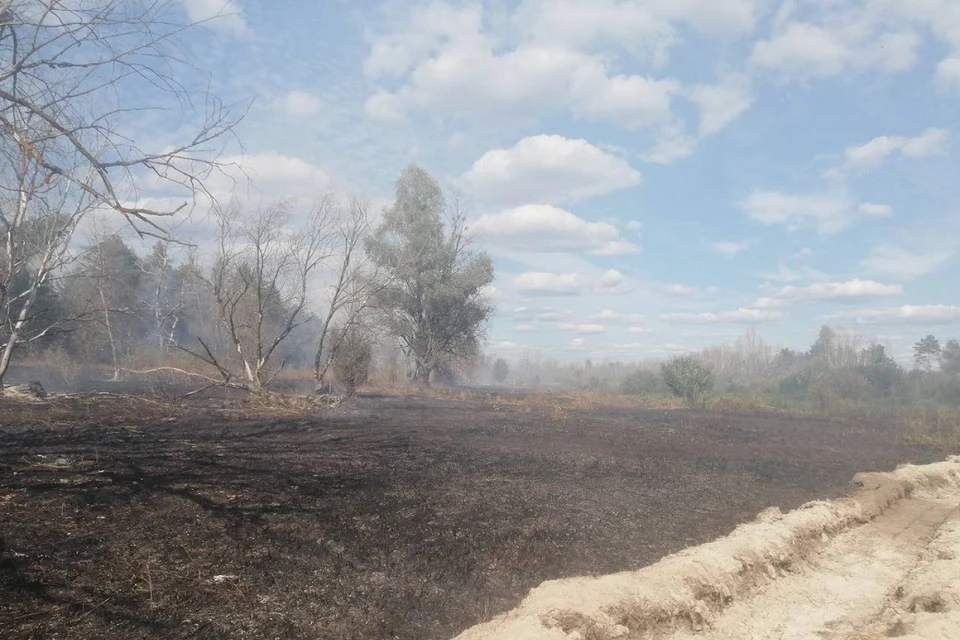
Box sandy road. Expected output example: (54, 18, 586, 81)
(667, 489, 960, 640)
(452, 457, 960, 640)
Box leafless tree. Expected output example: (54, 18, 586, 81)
(0, 1, 241, 389)
(312, 197, 390, 392)
(178, 199, 336, 391)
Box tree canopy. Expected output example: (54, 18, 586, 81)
(366, 165, 494, 385)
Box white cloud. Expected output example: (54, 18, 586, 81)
(861, 245, 956, 280)
(625, 220, 643, 232)
(591, 309, 646, 324)
(362, 4, 692, 134)
(902, 128, 951, 157)
(858, 202, 894, 218)
(739, 190, 892, 233)
(639, 130, 698, 164)
(687, 74, 754, 136)
(751, 23, 851, 78)
(598, 269, 625, 290)
(513, 324, 538, 333)
(661, 308, 783, 324)
(560, 323, 606, 335)
(513, 272, 586, 296)
(935, 57, 960, 93)
(709, 239, 755, 258)
(462, 135, 641, 205)
(826, 128, 949, 179)
(757, 279, 903, 306)
(570, 337, 587, 348)
(827, 305, 960, 325)
(627, 326, 655, 334)
(513, 306, 572, 322)
(273, 90, 323, 117)
(515, 0, 759, 55)
(362, 3, 487, 80)
(180, 0, 247, 35)
(750, 21, 918, 80)
(658, 283, 701, 297)
(570, 73, 681, 130)
(471, 205, 640, 256)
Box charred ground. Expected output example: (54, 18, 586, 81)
(0, 391, 940, 640)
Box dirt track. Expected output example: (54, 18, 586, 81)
(454, 457, 960, 640)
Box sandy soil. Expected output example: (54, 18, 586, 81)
(453, 458, 960, 640)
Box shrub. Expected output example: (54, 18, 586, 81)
(660, 356, 714, 407)
(620, 369, 667, 396)
(331, 324, 372, 396)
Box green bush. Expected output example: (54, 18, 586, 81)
(620, 369, 667, 396)
(660, 356, 714, 407)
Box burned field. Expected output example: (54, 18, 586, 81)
(0, 392, 940, 640)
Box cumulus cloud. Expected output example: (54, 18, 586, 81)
(861, 245, 956, 280)
(687, 73, 754, 137)
(661, 308, 783, 324)
(560, 323, 606, 335)
(826, 305, 960, 325)
(513, 306, 572, 322)
(739, 190, 892, 234)
(273, 90, 323, 117)
(361, 1, 703, 140)
(826, 128, 949, 179)
(597, 269, 626, 290)
(590, 309, 646, 324)
(627, 326, 655, 334)
(936, 57, 960, 93)
(750, 22, 918, 80)
(470, 205, 640, 256)
(513, 272, 586, 296)
(756, 279, 903, 307)
(462, 135, 641, 205)
(515, 0, 759, 54)
(658, 283, 701, 297)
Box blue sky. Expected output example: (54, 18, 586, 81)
(170, 0, 960, 363)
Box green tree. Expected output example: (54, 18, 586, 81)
(858, 344, 903, 398)
(67, 234, 145, 378)
(913, 335, 942, 371)
(660, 355, 714, 407)
(366, 165, 494, 385)
(941, 339, 960, 376)
(493, 358, 509, 384)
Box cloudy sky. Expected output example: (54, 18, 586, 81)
(172, 0, 960, 363)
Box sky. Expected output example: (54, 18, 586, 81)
(162, 0, 960, 364)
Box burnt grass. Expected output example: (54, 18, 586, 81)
(0, 391, 941, 640)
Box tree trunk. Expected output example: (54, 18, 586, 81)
(414, 361, 431, 386)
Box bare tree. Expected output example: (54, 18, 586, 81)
(0, 1, 241, 390)
(312, 197, 390, 393)
(180, 199, 335, 391)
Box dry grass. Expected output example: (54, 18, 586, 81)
(898, 404, 960, 451)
